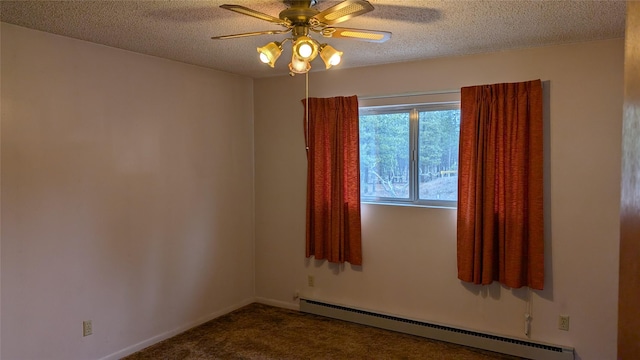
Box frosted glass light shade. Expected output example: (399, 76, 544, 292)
(257, 42, 282, 68)
(319, 45, 343, 69)
(289, 55, 311, 74)
(292, 36, 318, 60)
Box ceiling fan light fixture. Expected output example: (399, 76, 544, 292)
(215, 0, 392, 75)
(293, 36, 318, 60)
(257, 41, 282, 68)
(289, 55, 311, 74)
(319, 44, 343, 69)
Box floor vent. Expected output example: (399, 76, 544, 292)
(299, 299, 574, 360)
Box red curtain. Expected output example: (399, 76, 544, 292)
(457, 80, 544, 290)
(303, 95, 362, 265)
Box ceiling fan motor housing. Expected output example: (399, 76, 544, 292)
(284, 0, 318, 8)
(280, 7, 319, 29)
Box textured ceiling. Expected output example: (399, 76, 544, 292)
(0, 0, 626, 78)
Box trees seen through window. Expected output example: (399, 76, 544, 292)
(359, 104, 460, 206)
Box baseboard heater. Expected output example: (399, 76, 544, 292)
(300, 299, 574, 360)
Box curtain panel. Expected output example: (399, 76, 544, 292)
(302, 95, 362, 265)
(457, 80, 544, 290)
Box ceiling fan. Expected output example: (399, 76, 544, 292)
(211, 0, 391, 75)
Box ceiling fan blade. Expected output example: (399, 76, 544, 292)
(323, 27, 391, 43)
(314, 0, 374, 25)
(211, 29, 291, 40)
(220, 4, 289, 26)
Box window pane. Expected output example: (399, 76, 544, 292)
(359, 112, 410, 199)
(418, 110, 460, 201)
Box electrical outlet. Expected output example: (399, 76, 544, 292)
(83, 320, 93, 337)
(559, 315, 570, 331)
(307, 275, 315, 287)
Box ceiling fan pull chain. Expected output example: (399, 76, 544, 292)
(306, 71, 310, 152)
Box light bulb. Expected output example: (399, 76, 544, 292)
(293, 36, 318, 60)
(298, 43, 313, 58)
(329, 53, 341, 66)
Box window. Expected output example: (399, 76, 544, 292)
(359, 102, 460, 207)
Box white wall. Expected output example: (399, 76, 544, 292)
(254, 39, 623, 360)
(1, 23, 255, 360)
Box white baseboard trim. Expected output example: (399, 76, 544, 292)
(254, 297, 300, 311)
(99, 297, 256, 360)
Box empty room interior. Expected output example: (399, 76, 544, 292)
(1, 1, 638, 359)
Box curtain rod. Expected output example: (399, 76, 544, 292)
(359, 89, 460, 100)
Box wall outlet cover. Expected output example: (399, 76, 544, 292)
(559, 315, 570, 331)
(83, 320, 93, 337)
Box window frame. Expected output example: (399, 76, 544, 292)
(359, 101, 460, 209)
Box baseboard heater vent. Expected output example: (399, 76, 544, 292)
(300, 299, 574, 360)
